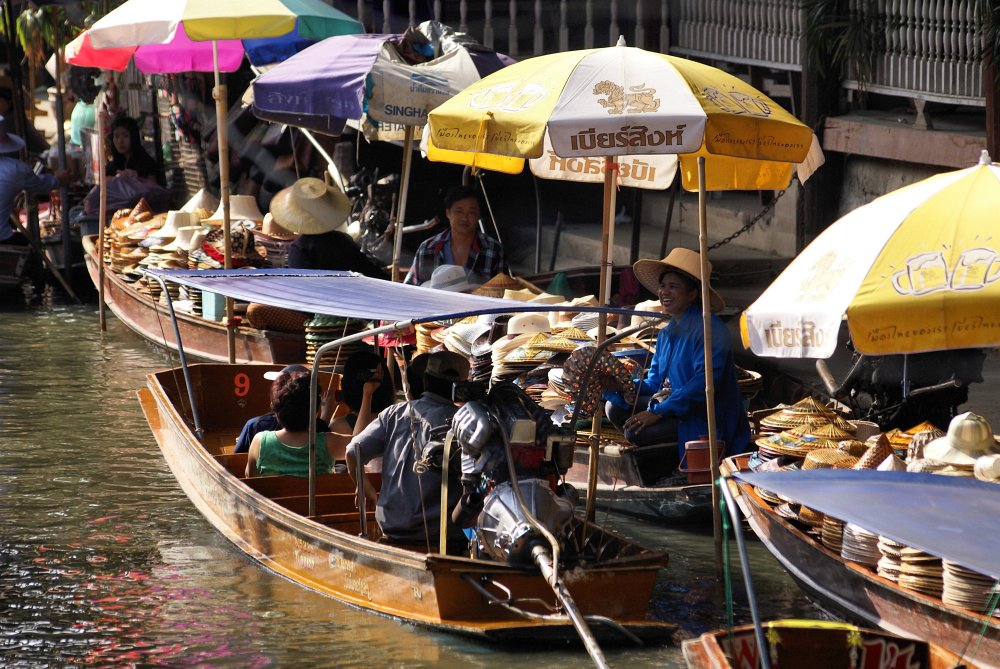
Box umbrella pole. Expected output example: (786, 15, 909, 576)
(584, 157, 619, 527)
(213, 42, 235, 363)
(390, 126, 415, 282)
(697, 156, 723, 578)
(97, 108, 107, 331)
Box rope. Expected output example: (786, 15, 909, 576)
(707, 189, 786, 251)
(960, 583, 1000, 664)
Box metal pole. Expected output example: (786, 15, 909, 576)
(720, 478, 773, 669)
(212, 42, 235, 363)
(391, 126, 415, 282)
(97, 108, 107, 329)
(698, 156, 723, 578)
(149, 271, 204, 440)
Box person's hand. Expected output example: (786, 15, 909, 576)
(354, 479, 377, 511)
(624, 410, 662, 435)
(362, 366, 383, 397)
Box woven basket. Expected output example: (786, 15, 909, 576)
(245, 303, 308, 333)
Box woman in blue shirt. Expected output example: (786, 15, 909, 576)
(605, 248, 751, 470)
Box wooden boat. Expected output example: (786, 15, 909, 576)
(566, 443, 713, 524)
(720, 458, 1000, 668)
(83, 235, 306, 363)
(682, 619, 986, 669)
(138, 361, 674, 644)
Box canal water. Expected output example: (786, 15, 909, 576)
(0, 303, 824, 668)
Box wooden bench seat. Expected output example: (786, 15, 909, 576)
(217, 452, 249, 476)
(241, 473, 356, 498)
(270, 492, 358, 516)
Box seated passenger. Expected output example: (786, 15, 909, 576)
(346, 351, 469, 553)
(330, 349, 395, 438)
(234, 364, 331, 454)
(245, 371, 337, 478)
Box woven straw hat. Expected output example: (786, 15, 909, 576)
(255, 212, 298, 241)
(180, 188, 219, 214)
(205, 195, 264, 224)
(269, 178, 350, 235)
(507, 312, 550, 335)
(424, 264, 480, 293)
(632, 247, 725, 313)
(803, 449, 859, 470)
(474, 272, 521, 297)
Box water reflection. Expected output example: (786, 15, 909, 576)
(0, 305, 820, 667)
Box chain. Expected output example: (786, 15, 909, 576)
(707, 189, 786, 251)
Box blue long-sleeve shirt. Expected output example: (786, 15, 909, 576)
(0, 157, 58, 242)
(628, 305, 751, 455)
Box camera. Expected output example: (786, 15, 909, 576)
(452, 380, 486, 403)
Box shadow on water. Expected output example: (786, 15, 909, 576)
(0, 303, 822, 668)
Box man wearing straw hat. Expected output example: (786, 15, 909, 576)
(0, 115, 70, 245)
(604, 248, 750, 471)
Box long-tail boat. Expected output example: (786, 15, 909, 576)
(137, 269, 675, 666)
(683, 619, 987, 669)
(83, 235, 306, 363)
(719, 464, 1000, 668)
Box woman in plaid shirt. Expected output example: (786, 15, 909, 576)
(403, 185, 507, 285)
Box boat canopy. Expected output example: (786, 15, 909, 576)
(736, 470, 1000, 580)
(146, 269, 663, 324)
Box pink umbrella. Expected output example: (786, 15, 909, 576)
(65, 23, 297, 73)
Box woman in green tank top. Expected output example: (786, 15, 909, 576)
(246, 372, 338, 478)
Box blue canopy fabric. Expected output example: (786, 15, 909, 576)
(736, 470, 1000, 580)
(146, 269, 663, 324)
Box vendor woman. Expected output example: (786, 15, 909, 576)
(604, 248, 751, 470)
(106, 114, 160, 184)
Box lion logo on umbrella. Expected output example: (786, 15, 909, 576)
(593, 80, 660, 115)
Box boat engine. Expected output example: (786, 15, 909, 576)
(449, 382, 578, 563)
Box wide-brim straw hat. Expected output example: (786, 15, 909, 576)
(507, 312, 551, 336)
(180, 188, 219, 215)
(255, 212, 298, 241)
(158, 210, 198, 239)
(160, 225, 204, 252)
(424, 264, 480, 293)
(269, 177, 350, 235)
(474, 272, 522, 297)
(205, 195, 264, 224)
(632, 247, 725, 313)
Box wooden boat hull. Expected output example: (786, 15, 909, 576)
(83, 235, 306, 364)
(721, 456, 1000, 668)
(139, 363, 674, 642)
(682, 620, 982, 669)
(566, 445, 712, 525)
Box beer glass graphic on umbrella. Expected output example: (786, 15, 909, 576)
(892, 247, 1000, 295)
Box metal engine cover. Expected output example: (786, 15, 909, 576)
(476, 479, 576, 564)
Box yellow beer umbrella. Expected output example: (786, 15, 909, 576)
(425, 38, 819, 574)
(743, 151, 1000, 358)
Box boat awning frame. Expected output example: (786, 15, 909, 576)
(145, 269, 664, 325)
